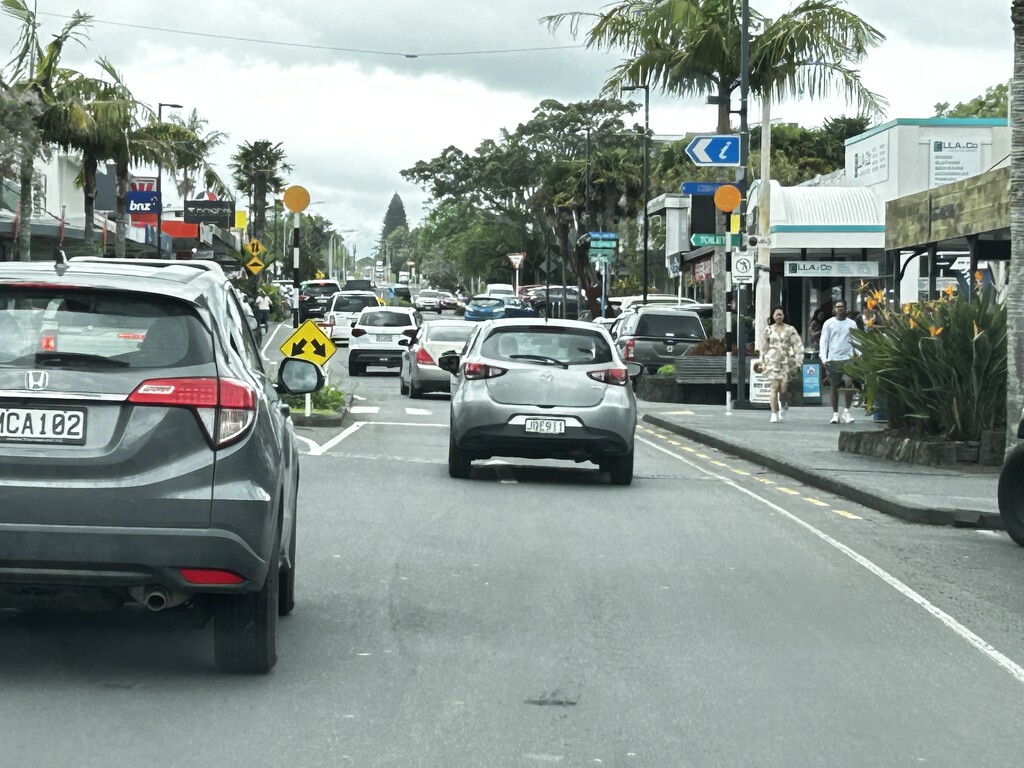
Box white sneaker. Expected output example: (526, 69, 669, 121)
(770, 413, 779, 423)
(841, 411, 855, 424)
(777, 411, 784, 422)
(830, 413, 840, 424)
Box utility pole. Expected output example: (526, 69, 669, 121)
(734, 0, 752, 408)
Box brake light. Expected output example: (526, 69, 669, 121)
(179, 568, 244, 585)
(588, 368, 630, 386)
(415, 346, 435, 366)
(128, 377, 256, 447)
(462, 362, 507, 380)
(623, 339, 636, 361)
(351, 328, 367, 337)
(40, 334, 56, 351)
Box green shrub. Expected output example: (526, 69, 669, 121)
(657, 364, 675, 376)
(282, 383, 345, 413)
(843, 287, 1006, 441)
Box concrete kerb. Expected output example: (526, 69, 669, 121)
(641, 414, 1003, 530)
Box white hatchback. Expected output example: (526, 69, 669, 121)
(318, 291, 382, 345)
(348, 306, 422, 376)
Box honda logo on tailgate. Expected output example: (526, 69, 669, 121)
(26, 371, 49, 390)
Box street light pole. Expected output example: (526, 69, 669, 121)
(155, 102, 182, 257)
(623, 84, 650, 304)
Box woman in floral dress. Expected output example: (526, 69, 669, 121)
(757, 306, 804, 423)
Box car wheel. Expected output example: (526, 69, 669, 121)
(606, 448, 634, 486)
(448, 429, 472, 479)
(214, 527, 279, 674)
(349, 361, 363, 377)
(278, 511, 297, 617)
(999, 446, 1024, 547)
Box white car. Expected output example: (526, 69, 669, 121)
(318, 291, 382, 345)
(413, 289, 444, 313)
(348, 306, 422, 376)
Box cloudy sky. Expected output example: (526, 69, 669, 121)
(1, 0, 1013, 262)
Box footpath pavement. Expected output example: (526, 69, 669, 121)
(639, 397, 1003, 530)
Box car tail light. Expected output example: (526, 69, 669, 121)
(462, 362, 507, 380)
(588, 368, 630, 386)
(351, 328, 367, 337)
(623, 339, 636, 361)
(40, 334, 56, 351)
(179, 568, 245, 585)
(128, 377, 256, 448)
(415, 347, 435, 366)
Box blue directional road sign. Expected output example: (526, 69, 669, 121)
(680, 181, 728, 196)
(685, 135, 741, 167)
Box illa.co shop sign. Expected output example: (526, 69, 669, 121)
(784, 261, 879, 278)
(929, 138, 982, 187)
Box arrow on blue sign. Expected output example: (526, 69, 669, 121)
(680, 181, 728, 196)
(685, 135, 741, 167)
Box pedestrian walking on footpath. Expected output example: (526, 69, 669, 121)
(254, 290, 272, 332)
(755, 305, 803, 423)
(819, 299, 860, 424)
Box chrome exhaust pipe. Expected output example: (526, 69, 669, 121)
(129, 585, 188, 612)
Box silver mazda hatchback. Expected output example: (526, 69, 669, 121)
(440, 318, 641, 484)
(0, 259, 324, 674)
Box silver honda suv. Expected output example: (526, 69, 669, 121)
(0, 258, 324, 673)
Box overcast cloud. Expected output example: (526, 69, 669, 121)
(0, 1, 1013, 261)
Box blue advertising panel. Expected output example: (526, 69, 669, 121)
(802, 363, 821, 401)
(127, 190, 160, 214)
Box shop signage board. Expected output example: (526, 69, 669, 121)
(784, 261, 879, 277)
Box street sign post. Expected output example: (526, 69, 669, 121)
(279, 320, 337, 366)
(245, 256, 265, 276)
(680, 181, 727, 196)
(684, 134, 741, 167)
(245, 238, 266, 258)
(731, 253, 754, 285)
(690, 233, 740, 248)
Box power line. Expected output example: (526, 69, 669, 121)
(37, 12, 585, 59)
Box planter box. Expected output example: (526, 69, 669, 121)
(674, 356, 738, 385)
(636, 374, 679, 402)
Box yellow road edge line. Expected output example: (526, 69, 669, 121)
(803, 497, 830, 507)
(711, 460, 728, 467)
(731, 469, 750, 476)
(834, 510, 863, 520)
(777, 488, 800, 495)
(756, 478, 775, 484)
(695, 453, 710, 459)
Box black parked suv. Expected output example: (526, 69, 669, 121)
(0, 258, 325, 673)
(999, 407, 1024, 546)
(297, 279, 343, 322)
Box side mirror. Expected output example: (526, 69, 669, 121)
(438, 352, 460, 374)
(398, 337, 411, 347)
(276, 357, 326, 394)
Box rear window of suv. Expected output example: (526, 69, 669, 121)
(0, 288, 213, 369)
(482, 327, 612, 365)
(303, 283, 341, 297)
(635, 313, 705, 340)
(332, 295, 378, 312)
(358, 310, 414, 328)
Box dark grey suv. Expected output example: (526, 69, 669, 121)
(0, 259, 324, 673)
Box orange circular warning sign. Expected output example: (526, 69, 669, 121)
(713, 184, 742, 212)
(283, 185, 310, 212)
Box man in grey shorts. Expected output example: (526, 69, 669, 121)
(819, 299, 860, 424)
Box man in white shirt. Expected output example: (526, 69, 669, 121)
(819, 299, 860, 424)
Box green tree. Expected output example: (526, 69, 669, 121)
(169, 108, 230, 201)
(229, 140, 292, 241)
(545, 0, 886, 333)
(935, 83, 1008, 118)
(1, 0, 94, 260)
(749, 114, 870, 185)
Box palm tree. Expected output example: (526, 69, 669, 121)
(229, 140, 292, 241)
(170, 108, 230, 201)
(1010, 0, 1024, 452)
(546, 0, 886, 132)
(2, 0, 93, 260)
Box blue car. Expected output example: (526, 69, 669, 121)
(464, 296, 538, 321)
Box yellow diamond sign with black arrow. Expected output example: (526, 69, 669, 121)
(279, 320, 337, 365)
(245, 238, 266, 258)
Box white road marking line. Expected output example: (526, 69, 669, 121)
(293, 434, 319, 452)
(349, 406, 380, 414)
(352, 394, 367, 401)
(405, 407, 432, 415)
(637, 435, 1024, 687)
(260, 322, 287, 359)
(307, 422, 366, 456)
